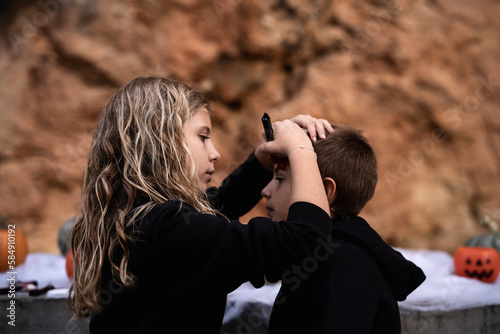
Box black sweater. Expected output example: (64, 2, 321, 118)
(89, 154, 332, 333)
(268, 216, 426, 334)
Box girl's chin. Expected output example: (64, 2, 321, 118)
(198, 181, 210, 192)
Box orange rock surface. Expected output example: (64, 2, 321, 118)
(1, 0, 499, 253)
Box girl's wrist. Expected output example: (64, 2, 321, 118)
(288, 145, 317, 159)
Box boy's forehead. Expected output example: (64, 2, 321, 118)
(274, 158, 289, 172)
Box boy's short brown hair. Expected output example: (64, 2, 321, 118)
(313, 125, 378, 218)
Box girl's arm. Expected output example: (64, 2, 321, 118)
(206, 152, 272, 219)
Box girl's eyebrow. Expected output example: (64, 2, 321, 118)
(198, 126, 211, 134)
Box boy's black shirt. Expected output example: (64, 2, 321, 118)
(268, 216, 426, 334)
(88, 153, 333, 334)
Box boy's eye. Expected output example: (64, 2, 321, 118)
(274, 177, 284, 184)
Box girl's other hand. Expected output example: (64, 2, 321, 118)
(290, 114, 334, 142)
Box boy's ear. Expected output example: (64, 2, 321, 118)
(323, 177, 336, 205)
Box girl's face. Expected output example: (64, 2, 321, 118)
(184, 109, 221, 191)
(261, 163, 292, 221)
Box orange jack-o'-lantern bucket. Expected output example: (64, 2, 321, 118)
(453, 246, 500, 283)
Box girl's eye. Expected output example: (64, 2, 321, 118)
(200, 135, 209, 142)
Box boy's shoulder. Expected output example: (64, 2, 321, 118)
(329, 217, 377, 256)
(331, 216, 375, 234)
(330, 216, 391, 252)
(328, 216, 394, 266)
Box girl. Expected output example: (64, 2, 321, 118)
(69, 76, 332, 333)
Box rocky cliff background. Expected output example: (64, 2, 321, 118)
(1, 0, 499, 254)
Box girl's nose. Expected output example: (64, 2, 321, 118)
(210, 144, 221, 163)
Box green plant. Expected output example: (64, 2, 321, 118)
(465, 216, 500, 255)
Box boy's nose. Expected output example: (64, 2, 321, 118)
(261, 184, 271, 199)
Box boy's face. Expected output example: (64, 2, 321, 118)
(261, 161, 292, 221)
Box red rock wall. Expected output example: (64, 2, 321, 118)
(1, 0, 499, 254)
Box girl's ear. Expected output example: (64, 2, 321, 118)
(323, 177, 336, 205)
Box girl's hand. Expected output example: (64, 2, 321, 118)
(255, 115, 333, 170)
(259, 120, 312, 158)
(290, 114, 334, 142)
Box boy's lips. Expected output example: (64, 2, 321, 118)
(266, 206, 273, 217)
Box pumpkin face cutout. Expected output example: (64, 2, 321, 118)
(454, 246, 500, 283)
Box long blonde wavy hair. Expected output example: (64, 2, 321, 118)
(69, 76, 217, 318)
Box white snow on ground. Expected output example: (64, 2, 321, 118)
(0, 252, 72, 291)
(1, 249, 499, 314)
(397, 248, 500, 311)
(223, 248, 500, 323)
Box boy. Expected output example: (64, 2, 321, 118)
(262, 125, 426, 334)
